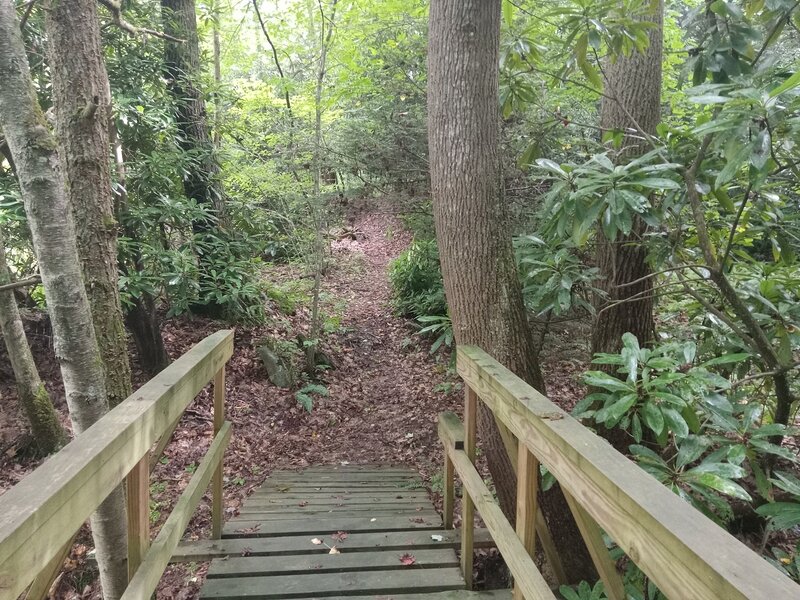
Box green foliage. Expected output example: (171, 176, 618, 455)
(417, 314, 453, 356)
(388, 240, 447, 318)
(515, 235, 598, 315)
(295, 383, 329, 413)
(536, 149, 681, 245)
(559, 581, 607, 600)
(574, 333, 798, 526)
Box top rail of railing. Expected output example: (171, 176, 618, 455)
(0, 329, 234, 600)
(450, 344, 799, 600)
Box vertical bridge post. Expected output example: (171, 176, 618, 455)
(212, 367, 226, 539)
(460, 386, 477, 588)
(126, 455, 150, 582)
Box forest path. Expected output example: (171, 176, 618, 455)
(316, 209, 460, 469)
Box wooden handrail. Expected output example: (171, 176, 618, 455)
(0, 329, 234, 600)
(445, 344, 800, 600)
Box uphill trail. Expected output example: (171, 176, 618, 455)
(155, 208, 466, 597)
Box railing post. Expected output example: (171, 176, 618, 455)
(126, 457, 150, 581)
(513, 443, 539, 600)
(461, 386, 477, 588)
(443, 452, 455, 529)
(211, 367, 225, 539)
(563, 489, 626, 600)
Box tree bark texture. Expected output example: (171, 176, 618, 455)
(125, 293, 171, 375)
(45, 0, 133, 409)
(161, 0, 225, 222)
(428, 0, 596, 582)
(592, 0, 663, 405)
(0, 3, 128, 597)
(0, 228, 66, 455)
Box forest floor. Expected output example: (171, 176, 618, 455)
(0, 202, 590, 599)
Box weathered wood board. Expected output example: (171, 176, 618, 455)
(197, 466, 504, 599)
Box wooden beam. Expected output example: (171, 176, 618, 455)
(563, 490, 625, 600)
(0, 330, 234, 599)
(440, 411, 566, 585)
(23, 533, 76, 600)
(447, 445, 556, 600)
(534, 507, 568, 586)
(438, 412, 463, 531)
(513, 444, 538, 600)
(126, 456, 150, 581)
(456, 345, 800, 600)
(149, 410, 183, 472)
(212, 367, 226, 540)
(460, 387, 477, 589)
(121, 422, 232, 600)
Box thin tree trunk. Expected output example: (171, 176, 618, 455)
(45, 0, 133, 409)
(428, 0, 596, 582)
(213, 12, 222, 149)
(110, 121, 171, 375)
(592, 0, 663, 451)
(0, 228, 66, 455)
(0, 3, 128, 597)
(161, 0, 226, 223)
(306, 0, 338, 372)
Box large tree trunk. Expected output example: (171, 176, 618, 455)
(0, 228, 66, 455)
(0, 3, 128, 597)
(428, 0, 596, 582)
(161, 0, 225, 222)
(45, 0, 133, 409)
(592, 0, 663, 450)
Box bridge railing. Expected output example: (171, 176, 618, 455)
(0, 329, 234, 600)
(439, 345, 800, 600)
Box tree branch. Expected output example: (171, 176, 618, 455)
(0, 274, 40, 292)
(96, 0, 183, 42)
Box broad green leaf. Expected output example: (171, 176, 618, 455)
(756, 502, 800, 529)
(701, 353, 750, 366)
(663, 407, 689, 438)
(584, 371, 634, 393)
(642, 402, 665, 435)
(690, 473, 752, 501)
(769, 70, 800, 97)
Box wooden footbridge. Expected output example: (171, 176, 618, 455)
(1, 330, 798, 600)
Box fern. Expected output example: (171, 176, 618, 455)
(294, 384, 329, 412)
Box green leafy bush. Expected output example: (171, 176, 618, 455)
(388, 240, 447, 318)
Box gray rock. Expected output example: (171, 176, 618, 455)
(257, 345, 293, 388)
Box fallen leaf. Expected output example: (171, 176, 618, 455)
(241, 547, 253, 556)
(399, 553, 416, 565)
(329, 546, 341, 554)
(370, 518, 377, 522)
(311, 538, 323, 545)
(298, 501, 308, 507)
(430, 534, 444, 542)
(331, 531, 349, 542)
(409, 517, 424, 523)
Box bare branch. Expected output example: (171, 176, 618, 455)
(0, 275, 41, 292)
(97, 0, 183, 42)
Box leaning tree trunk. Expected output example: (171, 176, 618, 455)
(45, 0, 133, 408)
(0, 3, 128, 597)
(428, 0, 596, 582)
(592, 0, 663, 451)
(0, 228, 66, 455)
